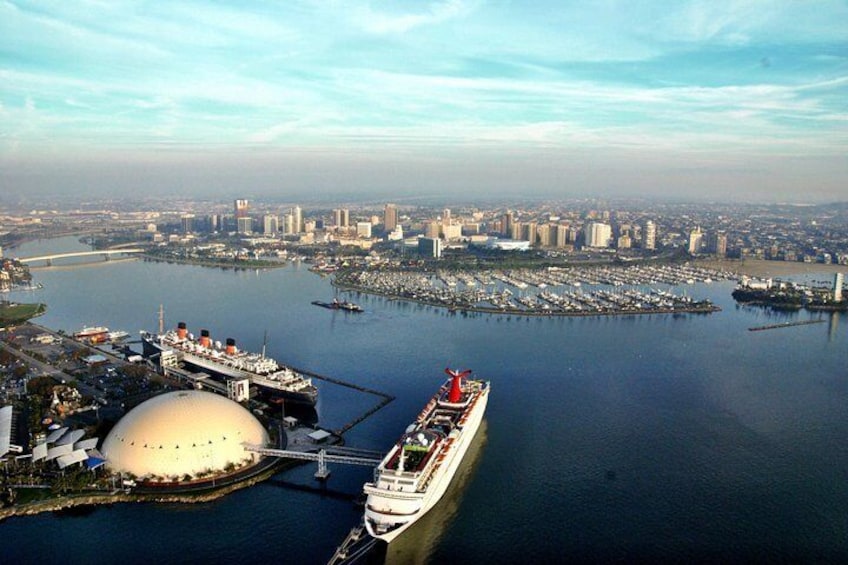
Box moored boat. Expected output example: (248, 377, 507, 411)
(141, 322, 318, 405)
(363, 368, 489, 543)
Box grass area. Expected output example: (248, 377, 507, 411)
(0, 302, 46, 325)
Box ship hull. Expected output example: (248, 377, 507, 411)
(364, 380, 489, 543)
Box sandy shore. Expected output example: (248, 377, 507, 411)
(697, 258, 848, 279)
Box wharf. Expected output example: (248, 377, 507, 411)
(748, 319, 826, 332)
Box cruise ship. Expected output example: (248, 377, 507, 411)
(141, 322, 318, 405)
(363, 368, 490, 542)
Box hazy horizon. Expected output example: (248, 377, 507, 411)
(2, 1, 846, 202)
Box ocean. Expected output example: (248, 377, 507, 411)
(2, 237, 847, 563)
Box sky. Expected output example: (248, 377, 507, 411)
(1, 0, 847, 202)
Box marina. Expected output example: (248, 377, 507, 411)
(334, 263, 730, 317)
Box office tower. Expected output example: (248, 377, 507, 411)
(292, 206, 302, 234)
(384, 203, 398, 231)
(712, 232, 728, 257)
(835, 273, 844, 302)
(263, 215, 279, 236)
(524, 222, 538, 246)
(442, 208, 451, 224)
(584, 222, 612, 248)
(426, 221, 441, 239)
(418, 237, 443, 258)
(284, 213, 295, 235)
(180, 214, 195, 234)
(537, 224, 552, 247)
(510, 221, 522, 241)
(617, 234, 632, 249)
(234, 199, 249, 218)
(237, 216, 252, 235)
(501, 211, 514, 237)
(642, 220, 656, 250)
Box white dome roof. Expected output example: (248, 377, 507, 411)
(102, 390, 269, 481)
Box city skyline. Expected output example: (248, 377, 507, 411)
(1, 1, 847, 201)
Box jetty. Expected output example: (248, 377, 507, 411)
(748, 319, 826, 332)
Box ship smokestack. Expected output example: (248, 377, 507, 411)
(445, 368, 471, 403)
(226, 338, 236, 355)
(177, 322, 187, 340)
(200, 329, 211, 348)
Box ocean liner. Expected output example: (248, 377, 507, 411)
(141, 322, 318, 405)
(363, 368, 489, 542)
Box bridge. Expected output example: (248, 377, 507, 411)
(243, 443, 383, 480)
(18, 249, 145, 265)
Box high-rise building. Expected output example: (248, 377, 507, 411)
(617, 234, 632, 249)
(834, 273, 844, 302)
(263, 215, 279, 236)
(510, 221, 523, 241)
(291, 206, 302, 234)
(442, 208, 451, 224)
(384, 203, 398, 231)
(180, 214, 195, 234)
(425, 221, 441, 239)
(523, 222, 538, 246)
(537, 224, 552, 247)
(556, 224, 568, 248)
(712, 232, 728, 257)
(501, 211, 514, 238)
(283, 213, 295, 235)
(333, 208, 350, 228)
(642, 220, 656, 250)
(688, 227, 703, 254)
(584, 222, 612, 248)
(234, 199, 249, 218)
(237, 216, 252, 235)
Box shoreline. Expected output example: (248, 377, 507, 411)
(697, 258, 848, 279)
(0, 460, 285, 524)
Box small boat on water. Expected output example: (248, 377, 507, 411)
(311, 298, 364, 313)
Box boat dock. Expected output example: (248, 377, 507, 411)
(327, 521, 379, 565)
(287, 364, 394, 435)
(748, 319, 826, 332)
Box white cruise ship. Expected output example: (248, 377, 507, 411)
(363, 368, 490, 542)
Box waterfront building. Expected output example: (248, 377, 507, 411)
(537, 224, 553, 247)
(101, 391, 269, 483)
(501, 211, 514, 237)
(237, 216, 253, 235)
(510, 221, 523, 241)
(292, 206, 302, 234)
(584, 222, 612, 248)
(524, 222, 538, 246)
(234, 199, 249, 219)
(180, 214, 195, 234)
(283, 213, 295, 235)
(711, 232, 728, 257)
(419, 237, 443, 258)
(384, 203, 398, 231)
(263, 215, 279, 236)
(556, 224, 568, 248)
(688, 227, 704, 254)
(643, 220, 657, 250)
(357, 222, 372, 239)
(835, 273, 844, 302)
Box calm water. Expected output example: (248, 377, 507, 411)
(3, 238, 848, 563)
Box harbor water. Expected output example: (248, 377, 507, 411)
(2, 237, 848, 563)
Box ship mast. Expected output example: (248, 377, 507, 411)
(262, 329, 268, 359)
(158, 304, 164, 335)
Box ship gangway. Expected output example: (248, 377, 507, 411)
(242, 444, 383, 480)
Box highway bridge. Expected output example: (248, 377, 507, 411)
(17, 248, 145, 265)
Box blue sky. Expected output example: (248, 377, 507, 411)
(1, 0, 847, 201)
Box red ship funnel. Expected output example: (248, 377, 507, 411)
(200, 329, 211, 348)
(445, 368, 472, 403)
(177, 322, 187, 340)
(226, 338, 236, 355)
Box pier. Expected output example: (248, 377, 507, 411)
(748, 319, 826, 332)
(286, 364, 395, 435)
